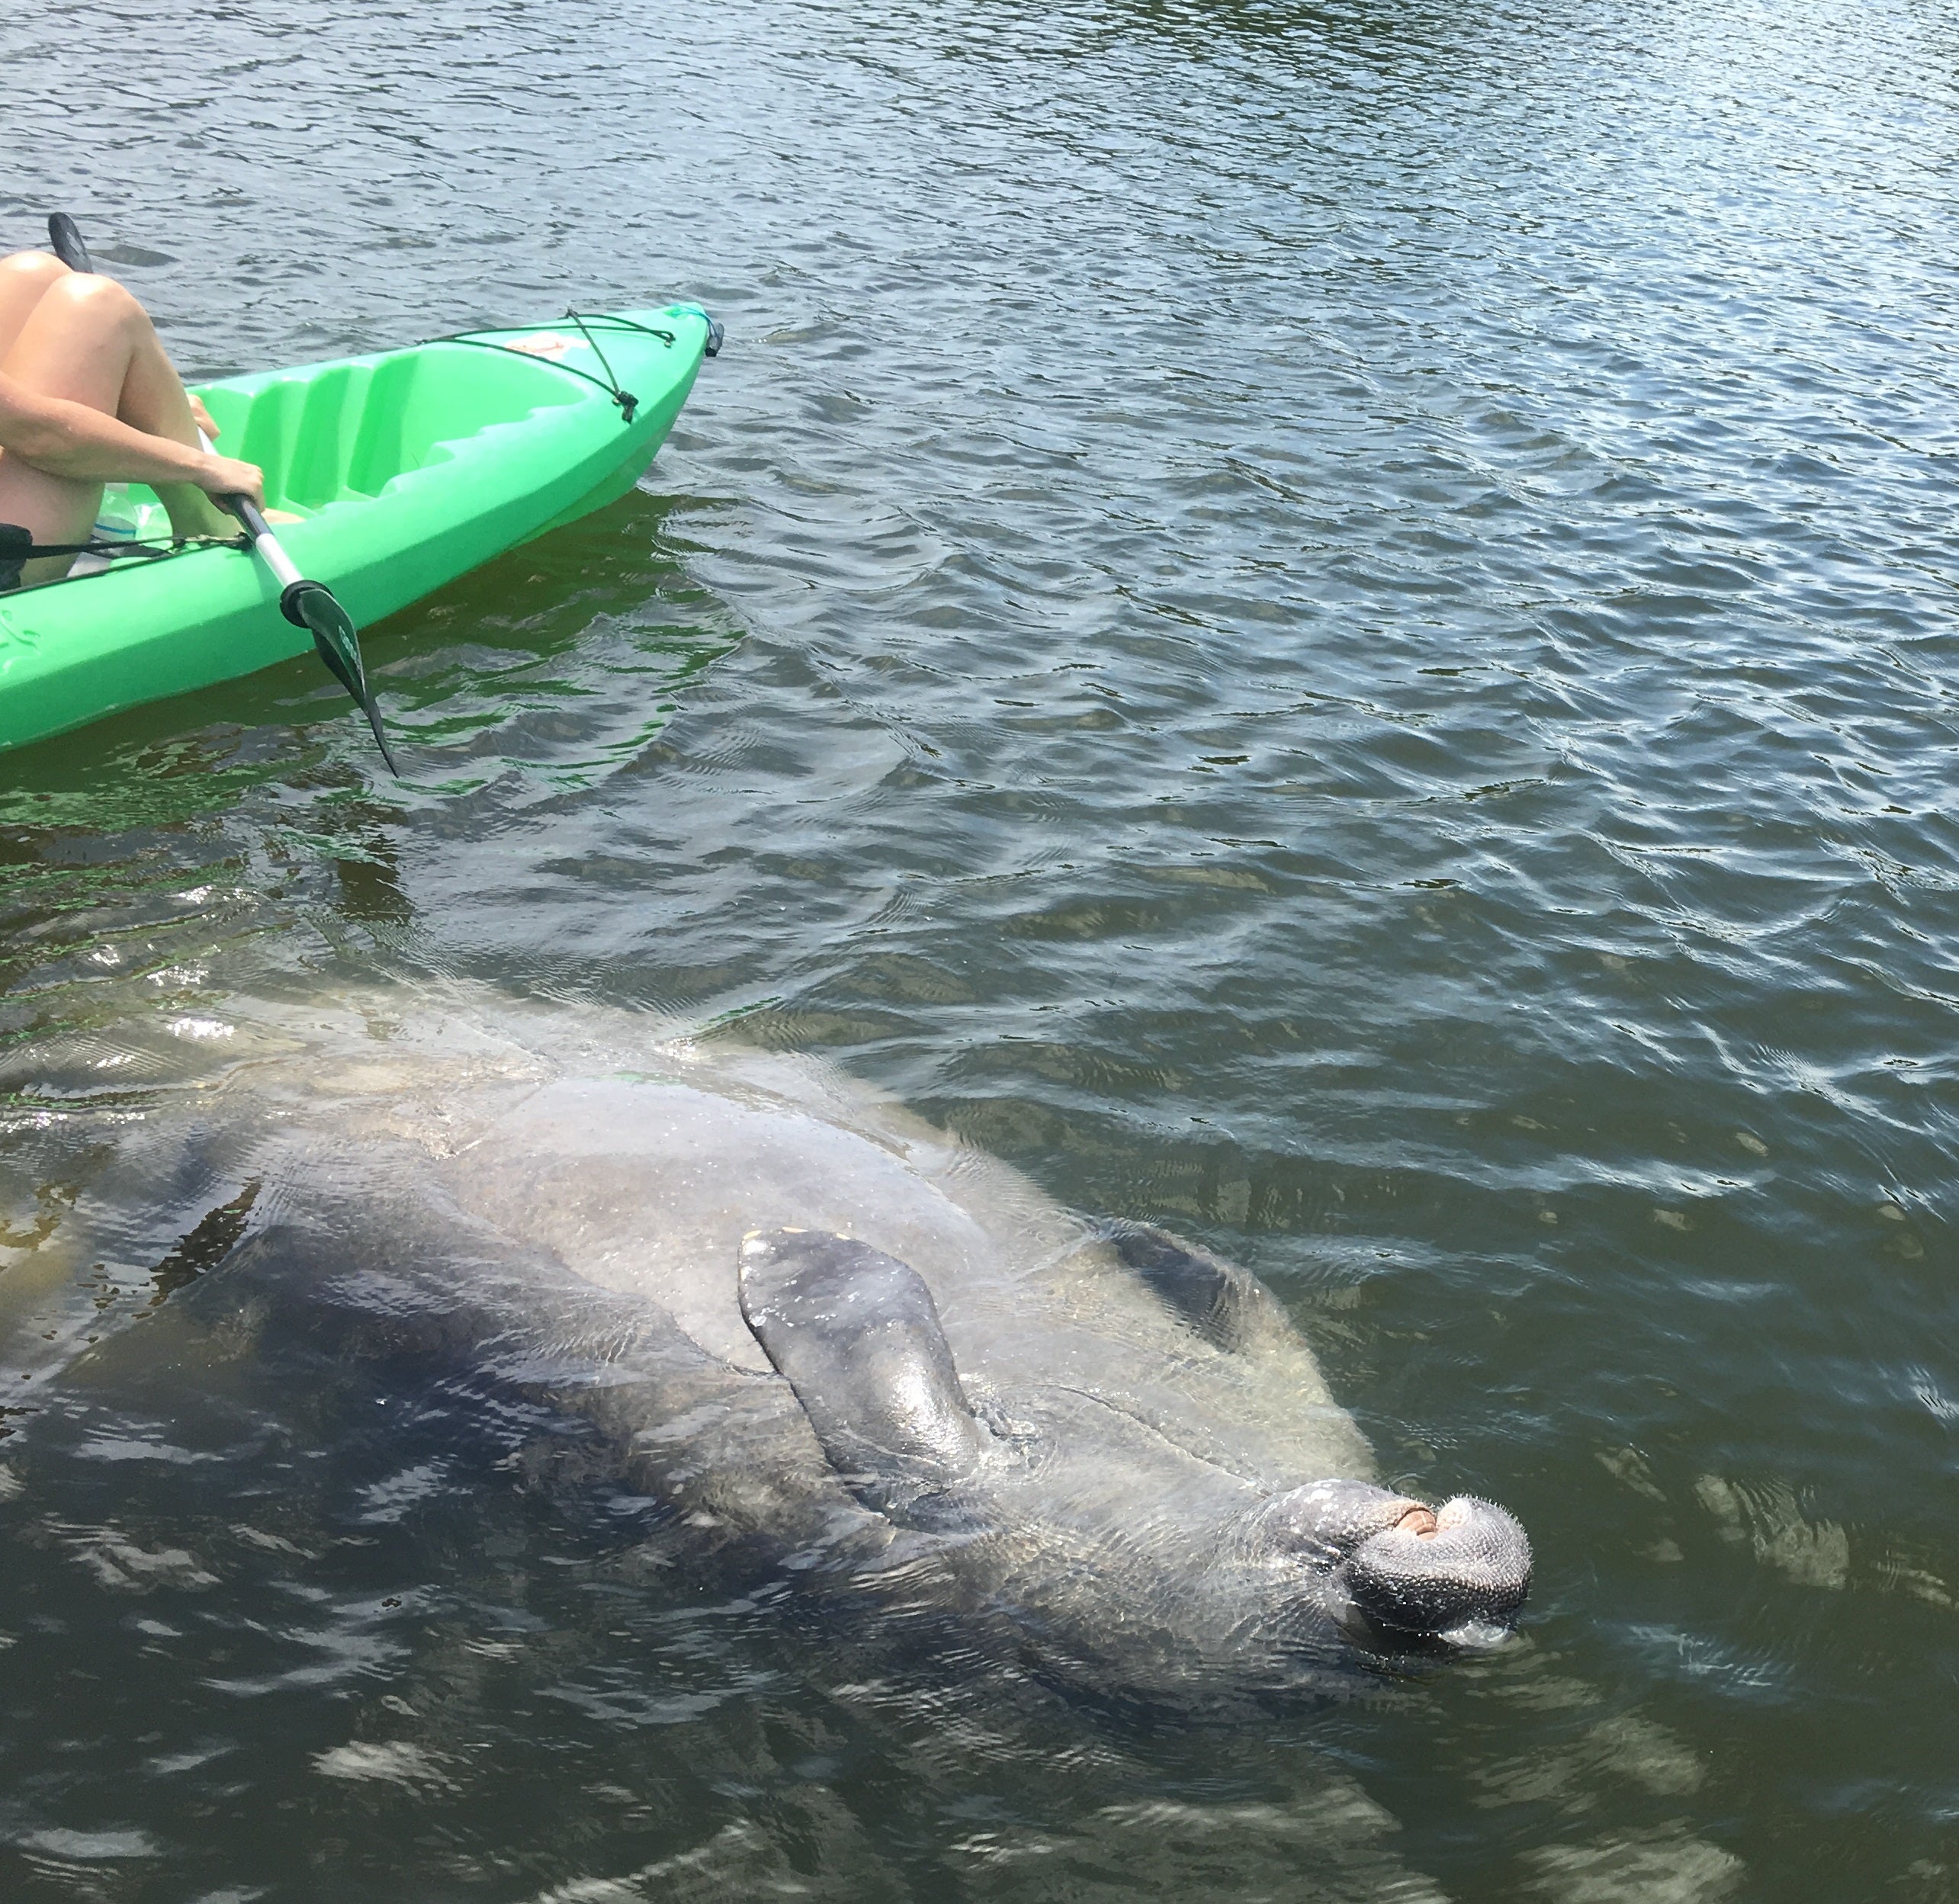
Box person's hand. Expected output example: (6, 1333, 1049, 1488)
(193, 451, 265, 510)
(188, 396, 220, 441)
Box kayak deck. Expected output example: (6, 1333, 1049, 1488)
(0, 307, 715, 756)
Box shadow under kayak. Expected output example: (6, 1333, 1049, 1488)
(0, 307, 716, 756)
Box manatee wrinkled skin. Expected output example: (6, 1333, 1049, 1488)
(198, 1031, 1528, 1698)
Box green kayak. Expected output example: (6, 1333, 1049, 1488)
(0, 306, 716, 755)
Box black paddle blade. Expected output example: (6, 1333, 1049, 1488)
(287, 582, 400, 776)
(47, 214, 92, 273)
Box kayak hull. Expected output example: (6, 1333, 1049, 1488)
(0, 308, 712, 755)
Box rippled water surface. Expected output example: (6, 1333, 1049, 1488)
(4, 0, 1958, 1896)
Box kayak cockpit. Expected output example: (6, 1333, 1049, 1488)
(198, 345, 586, 515)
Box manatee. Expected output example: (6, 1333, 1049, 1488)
(108, 984, 1533, 1703)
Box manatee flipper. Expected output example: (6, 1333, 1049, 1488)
(738, 1228, 991, 1516)
(1108, 1222, 1294, 1355)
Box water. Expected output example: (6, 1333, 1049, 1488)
(3, 0, 1957, 1894)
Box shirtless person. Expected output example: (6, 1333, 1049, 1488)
(0, 249, 265, 592)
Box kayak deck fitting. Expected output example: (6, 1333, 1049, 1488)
(0, 307, 716, 755)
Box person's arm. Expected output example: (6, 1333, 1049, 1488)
(0, 370, 264, 508)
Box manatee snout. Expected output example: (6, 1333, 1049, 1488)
(1337, 1495, 1531, 1644)
(1254, 1480, 1531, 1648)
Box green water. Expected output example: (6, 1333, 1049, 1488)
(2, 0, 1956, 1896)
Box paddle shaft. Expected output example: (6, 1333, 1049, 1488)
(223, 491, 302, 589)
(188, 425, 291, 580)
(201, 438, 329, 628)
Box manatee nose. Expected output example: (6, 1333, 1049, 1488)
(1340, 1495, 1532, 1642)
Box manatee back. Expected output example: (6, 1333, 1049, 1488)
(433, 1074, 1034, 1376)
(430, 1064, 1375, 1495)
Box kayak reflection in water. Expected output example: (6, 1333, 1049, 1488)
(0, 248, 266, 592)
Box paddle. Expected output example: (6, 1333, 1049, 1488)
(47, 213, 92, 273)
(226, 501, 400, 774)
(46, 214, 400, 775)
